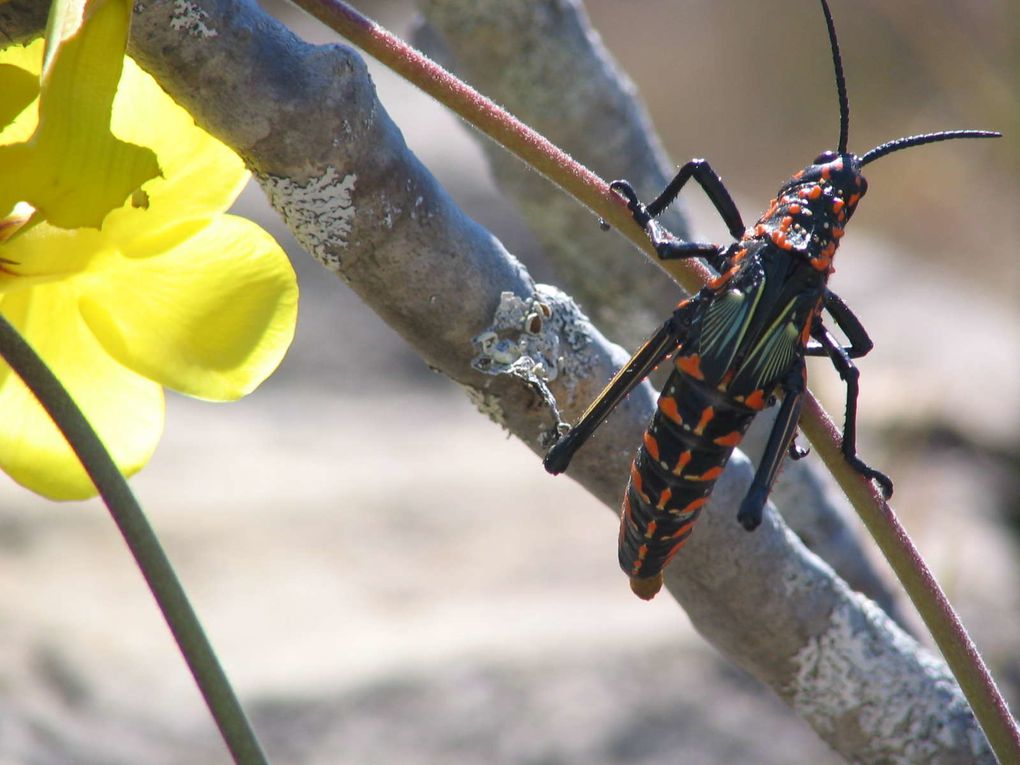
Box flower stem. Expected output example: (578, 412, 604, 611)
(799, 398, 1020, 763)
(290, 0, 1020, 759)
(0, 314, 269, 765)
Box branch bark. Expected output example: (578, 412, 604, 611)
(0, 0, 993, 761)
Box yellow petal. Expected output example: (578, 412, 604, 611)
(0, 213, 104, 287)
(0, 284, 165, 500)
(100, 58, 248, 244)
(0, 63, 38, 131)
(0, 42, 44, 157)
(0, 38, 44, 77)
(78, 214, 298, 401)
(0, 0, 160, 229)
(0, 42, 248, 251)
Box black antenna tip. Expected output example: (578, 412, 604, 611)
(861, 130, 1001, 166)
(819, 0, 850, 154)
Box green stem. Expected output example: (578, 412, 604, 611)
(290, 0, 1020, 759)
(0, 314, 268, 765)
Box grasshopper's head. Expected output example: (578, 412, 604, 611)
(786, 1, 1000, 267)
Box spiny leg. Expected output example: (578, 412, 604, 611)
(644, 159, 745, 237)
(609, 181, 727, 270)
(811, 322, 894, 498)
(738, 364, 807, 531)
(609, 159, 746, 272)
(544, 304, 694, 474)
(804, 290, 873, 359)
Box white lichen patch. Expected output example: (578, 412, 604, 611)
(469, 286, 598, 439)
(788, 590, 988, 763)
(169, 0, 218, 38)
(257, 167, 357, 273)
(472, 286, 593, 377)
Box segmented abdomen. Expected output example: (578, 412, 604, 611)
(620, 363, 758, 599)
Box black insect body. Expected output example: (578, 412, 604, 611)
(543, 0, 999, 600)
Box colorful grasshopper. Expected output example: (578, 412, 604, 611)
(544, 0, 999, 599)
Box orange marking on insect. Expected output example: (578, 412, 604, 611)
(708, 266, 738, 290)
(680, 496, 708, 515)
(691, 466, 724, 482)
(644, 520, 658, 539)
(798, 184, 824, 200)
(781, 215, 793, 231)
(788, 203, 802, 215)
(770, 230, 792, 250)
(792, 169, 805, 180)
(664, 538, 691, 564)
(630, 465, 649, 502)
(755, 223, 767, 237)
(668, 518, 696, 539)
(833, 226, 845, 239)
(821, 165, 831, 180)
(656, 487, 673, 510)
(693, 406, 715, 436)
(643, 432, 660, 461)
(713, 430, 743, 447)
(667, 496, 708, 519)
(631, 544, 650, 574)
(677, 354, 704, 380)
(848, 192, 861, 206)
(732, 247, 749, 262)
(810, 241, 837, 272)
(743, 389, 767, 410)
(832, 198, 845, 213)
(832, 157, 844, 172)
(658, 396, 683, 425)
(799, 319, 814, 346)
(672, 450, 692, 476)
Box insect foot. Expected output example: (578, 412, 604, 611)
(608, 180, 651, 226)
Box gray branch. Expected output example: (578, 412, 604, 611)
(0, 0, 990, 761)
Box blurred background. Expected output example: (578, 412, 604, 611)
(1, 0, 1017, 762)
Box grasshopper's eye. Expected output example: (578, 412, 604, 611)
(814, 150, 837, 164)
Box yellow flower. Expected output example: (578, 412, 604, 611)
(0, 40, 298, 500)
